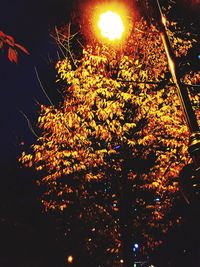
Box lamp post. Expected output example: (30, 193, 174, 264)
(149, 0, 200, 203)
(97, 1, 200, 174)
(153, 0, 200, 169)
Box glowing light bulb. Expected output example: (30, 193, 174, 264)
(67, 255, 73, 264)
(98, 11, 124, 41)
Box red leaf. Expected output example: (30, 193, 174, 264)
(8, 47, 18, 63)
(6, 35, 15, 46)
(0, 40, 3, 49)
(0, 31, 6, 39)
(15, 43, 30, 55)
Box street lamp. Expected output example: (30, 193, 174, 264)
(94, 3, 129, 44)
(97, 1, 200, 199)
(98, 11, 125, 41)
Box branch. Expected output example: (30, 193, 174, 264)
(19, 110, 39, 138)
(34, 67, 54, 106)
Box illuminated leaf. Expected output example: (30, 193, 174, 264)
(8, 47, 18, 63)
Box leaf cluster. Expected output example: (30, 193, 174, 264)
(19, 18, 200, 260)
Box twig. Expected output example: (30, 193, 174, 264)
(51, 29, 66, 58)
(34, 67, 54, 106)
(52, 25, 78, 69)
(19, 110, 39, 138)
(163, 156, 175, 177)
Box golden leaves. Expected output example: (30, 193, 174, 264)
(19, 152, 33, 167)
(19, 18, 200, 255)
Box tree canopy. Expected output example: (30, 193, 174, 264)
(20, 17, 200, 265)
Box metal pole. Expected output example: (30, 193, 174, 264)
(154, 0, 200, 173)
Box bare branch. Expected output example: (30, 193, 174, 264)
(34, 67, 54, 106)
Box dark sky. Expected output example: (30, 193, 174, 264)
(0, 2, 73, 266)
(0, 1, 200, 266)
(0, 0, 74, 165)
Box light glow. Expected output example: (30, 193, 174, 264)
(98, 11, 124, 41)
(162, 15, 167, 26)
(67, 255, 73, 264)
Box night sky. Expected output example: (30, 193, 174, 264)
(0, 1, 73, 267)
(0, 1, 200, 267)
(0, 0, 74, 164)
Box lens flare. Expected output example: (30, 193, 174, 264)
(98, 11, 124, 41)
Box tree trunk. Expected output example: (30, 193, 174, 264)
(118, 160, 134, 267)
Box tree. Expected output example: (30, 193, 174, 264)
(20, 17, 200, 267)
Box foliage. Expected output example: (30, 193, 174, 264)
(0, 30, 29, 63)
(20, 18, 200, 264)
